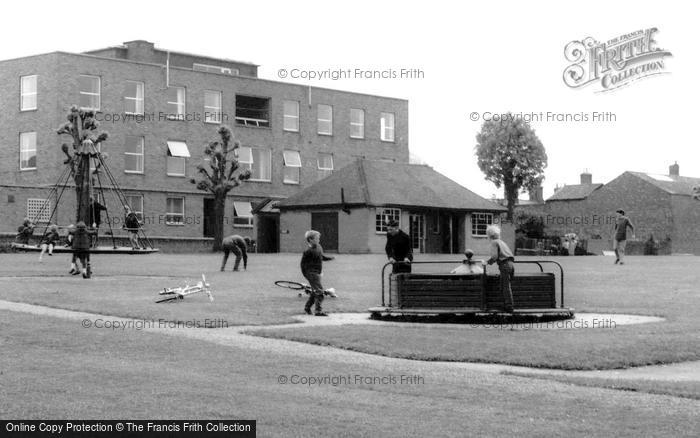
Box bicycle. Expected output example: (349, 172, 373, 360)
(156, 274, 213, 303)
(274, 280, 338, 298)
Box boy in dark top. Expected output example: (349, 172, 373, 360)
(88, 197, 107, 248)
(486, 225, 515, 313)
(613, 209, 635, 265)
(220, 234, 249, 271)
(385, 219, 413, 273)
(301, 230, 334, 316)
(73, 221, 97, 278)
(123, 207, 141, 250)
(15, 218, 34, 244)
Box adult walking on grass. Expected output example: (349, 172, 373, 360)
(613, 209, 635, 265)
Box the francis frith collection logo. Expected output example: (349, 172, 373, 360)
(563, 28, 672, 92)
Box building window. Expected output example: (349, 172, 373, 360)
(204, 90, 222, 124)
(124, 81, 144, 115)
(471, 212, 493, 236)
(283, 150, 302, 184)
(79, 75, 101, 111)
(125, 194, 144, 222)
(283, 100, 299, 132)
(19, 132, 37, 170)
(27, 199, 51, 223)
(317, 153, 333, 180)
(193, 63, 239, 75)
(317, 104, 333, 135)
(233, 201, 254, 228)
(20, 75, 37, 111)
(165, 197, 185, 225)
(235, 95, 270, 127)
(380, 112, 395, 142)
(238, 147, 271, 182)
(350, 108, 364, 139)
(375, 208, 401, 233)
(125, 136, 144, 173)
(166, 87, 186, 120)
(166, 141, 190, 176)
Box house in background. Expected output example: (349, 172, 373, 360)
(277, 160, 509, 254)
(516, 164, 700, 255)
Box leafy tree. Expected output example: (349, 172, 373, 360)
(515, 212, 545, 238)
(190, 126, 251, 251)
(475, 114, 547, 220)
(57, 105, 108, 224)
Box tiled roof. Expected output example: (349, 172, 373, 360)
(278, 160, 506, 212)
(629, 172, 700, 196)
(547, 184, 603, 201)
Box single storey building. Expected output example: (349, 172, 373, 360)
(277, 160, 510, 254)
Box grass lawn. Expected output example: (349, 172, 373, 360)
(2, 309, 699, 436)
(1, 252, 699, 370)
(246, 254, 700, 370)
(503, 372, 700, 400)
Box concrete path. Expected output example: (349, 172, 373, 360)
(1, 300, 696, 382)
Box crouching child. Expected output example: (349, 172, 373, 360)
(300, 230, 334, 316)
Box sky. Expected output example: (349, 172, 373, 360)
(2, 1, 697, 200)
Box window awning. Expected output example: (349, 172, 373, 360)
(233, 201, 253, 217)
(167, 141, 191, 158)
(283, 150, 301, 167)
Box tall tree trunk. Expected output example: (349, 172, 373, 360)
(504, 183, 518, 222)
(212, 194, 226, 251)
(75, 155, 91, 225)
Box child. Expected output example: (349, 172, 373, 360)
(123, 207, 141, 250)
(485, 225, 515, 313)
(220, 234, 248, 271)
(72, 221, 96, 278)
(39, 224, 60, 261)
(15, 218, 34, 244)
(450, 249, 484, 274)
(300, 230, 334, 316)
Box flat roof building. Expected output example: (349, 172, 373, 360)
(0, 41, 408, 251)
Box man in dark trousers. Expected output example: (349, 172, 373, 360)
(385, 219, 413, 273)
(613, 209, 635, 265)
(220, 234, 249, 271)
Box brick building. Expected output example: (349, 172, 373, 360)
(277, 160, 509, 254)
(516, 164, 700, 255)
(0, 40, 408, 251)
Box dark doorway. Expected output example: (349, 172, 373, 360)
(311, 212, 339, 252)
(256, 215, 280, 253)
(203, 198, 215, 238)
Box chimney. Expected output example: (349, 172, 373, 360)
(123, 40, 156, 63)
(528, 186, 543, 203)
(669, 162, 679, 176)
(580, 170, 592, 185)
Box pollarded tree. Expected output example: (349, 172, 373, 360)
(57, 105, 109, 225)
(475, 114, 547, 221)
(190, 125, 251, 251)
